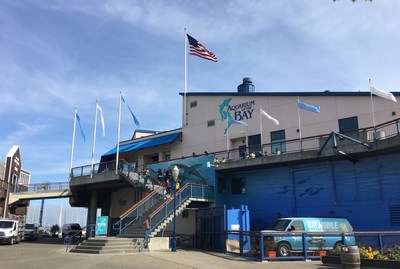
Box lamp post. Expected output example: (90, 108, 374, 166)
(171, 165, 179, 252)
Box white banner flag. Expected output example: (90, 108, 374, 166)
(260, 108, 279, 125)
(370, 84, 397, 102)
(96, 102, 106, 136)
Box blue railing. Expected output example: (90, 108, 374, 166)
(224, 230, 400, 261)
(147, 183, 214, 235)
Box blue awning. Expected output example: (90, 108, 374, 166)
(102, 132, 182, 157)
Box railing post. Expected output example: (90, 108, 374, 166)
(260, 233, 265, 261)
(378, 233, 383, 254)
(302, 232, 307, 260)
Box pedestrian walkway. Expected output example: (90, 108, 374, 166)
(0, 238, 338, 269)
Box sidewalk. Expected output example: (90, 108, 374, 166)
(0, 238, 338, 269)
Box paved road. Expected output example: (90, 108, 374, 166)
(0, 238, 339, 269)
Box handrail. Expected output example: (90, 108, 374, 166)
(147, 183, 214, 235)
(119, 186, 164, 219)
(113, 186, 164, 235)
(65, 223, 96, 252)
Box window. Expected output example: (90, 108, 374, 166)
(248, 134, 261, 155)
(218, 178, 226, 194)
(290, 220, 305, 231)
(164, 152, 171, 161)
(339, 116, 359, 133)
(271, 130, 286, 154)
(232, 178, 245, 195)
(207, 120, 215, 127)
(151, 155, 159, 163)
(190, 101, 197, 108)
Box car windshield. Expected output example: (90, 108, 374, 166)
(0, 221, 14, 228)
(25, 224, 35, 229)
(70, 224, 81, 230)
(268, 220, 291, 231)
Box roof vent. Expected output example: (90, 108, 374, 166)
(237, 77, 255, 93)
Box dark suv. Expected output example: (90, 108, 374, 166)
(24, 223, 39, 240)
(62, 223, 82, 238)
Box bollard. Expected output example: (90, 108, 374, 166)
(341, 246, 361, 269)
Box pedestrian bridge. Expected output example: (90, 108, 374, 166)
(9, 182, 71, 205)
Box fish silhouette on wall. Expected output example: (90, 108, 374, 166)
(299, 186, 324, 196)
(167, 163, 207, 185)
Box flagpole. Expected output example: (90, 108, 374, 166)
(259, 108, 263, 154)
(116, 92, 122, 175)
(369, 79, 377, 132)
(69, 108, 77, 179)
(226, 118, 229, 156)
(91, 100, 99, 178)
(297, 97, 302, 148)
(183, 28, 187, 126)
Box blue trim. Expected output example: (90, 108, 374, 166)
(102, 132, 182, 157)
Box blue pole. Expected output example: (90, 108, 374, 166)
(172, 179, 177, 252)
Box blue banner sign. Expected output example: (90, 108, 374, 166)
(96, 216, 108, 236)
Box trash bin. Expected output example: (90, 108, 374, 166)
(341, 245, 361, 269)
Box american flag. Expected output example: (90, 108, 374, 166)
(187, 34, 217, 62)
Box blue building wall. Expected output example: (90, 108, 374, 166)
(216, 153, 400, 232)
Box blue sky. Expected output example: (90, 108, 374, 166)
(1, 0, 399, 225)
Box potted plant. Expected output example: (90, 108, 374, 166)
(264, 238, 276, 258)
(315, 238, 327, 257)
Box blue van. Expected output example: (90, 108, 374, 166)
(261, 217, 355, 257)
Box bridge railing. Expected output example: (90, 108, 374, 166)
(15, 182, 70, 193)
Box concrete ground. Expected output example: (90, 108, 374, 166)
(0, 237, 339, 269)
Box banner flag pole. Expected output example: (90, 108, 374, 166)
(69, 108, 77, 179)
(183, 28, 188, 126)
(260, 108, 263, 154)
(116, 92, 122, 174)
(90, 100, 99, 178)
(369, 79, 377, 132)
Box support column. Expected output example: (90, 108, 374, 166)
(86, 189, 98, 238)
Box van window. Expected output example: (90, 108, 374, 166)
(268, 219, 291, 231)
(291, 220, 305, 231)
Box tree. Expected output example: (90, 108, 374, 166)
(50, 224, 60, 236)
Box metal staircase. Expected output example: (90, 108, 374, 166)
(115, 165, 214, 241)
(71, 162, 214, 254)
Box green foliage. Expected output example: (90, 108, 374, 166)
(264, 238, 275, 251)
(385, 245, 400, 261)
(331, 246, 341, 256)
(50, 224, 60, 234)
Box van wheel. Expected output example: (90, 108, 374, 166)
(277, 242, 291, 257)
(10, 237, 15, 245)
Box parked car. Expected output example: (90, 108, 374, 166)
(0, 218, 24, 245)
(62, 223, 82, 238)
(24, 223, 39, 240)
(260, 217, 355, 257)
